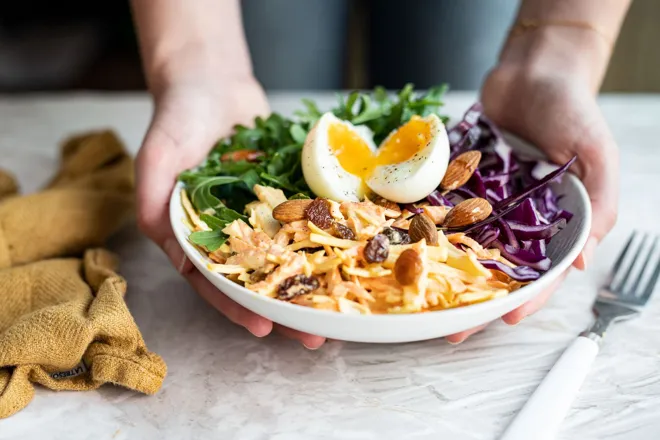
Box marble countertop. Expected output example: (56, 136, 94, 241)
(0, 92, 659, 440)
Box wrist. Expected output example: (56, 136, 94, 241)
(497, 24, 611, 93)
(146, 43, 255, 98)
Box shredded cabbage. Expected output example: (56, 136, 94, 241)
(426, 103, 575, 281)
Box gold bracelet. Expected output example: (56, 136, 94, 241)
(508, 19, 613, 49)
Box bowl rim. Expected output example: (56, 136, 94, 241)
(169, 170, 591, 323)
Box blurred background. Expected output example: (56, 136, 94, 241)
(0, 0, 657, 94)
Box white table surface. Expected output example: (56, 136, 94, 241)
(0, 91, 659, 440)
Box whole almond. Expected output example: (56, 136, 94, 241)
(394, 249, 423, 286)
(440, 151, 482, 191)
(408, 214, 439, 245)
(272, 199, 314, 223)
(442, 197, 493, 228)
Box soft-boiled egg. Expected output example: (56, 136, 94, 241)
(301, 111, 450, 203)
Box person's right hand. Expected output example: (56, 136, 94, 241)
(135, 75, 327, 349)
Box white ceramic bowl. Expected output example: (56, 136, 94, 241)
(170, 134, 591, 343)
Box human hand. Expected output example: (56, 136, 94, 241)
(135, 76, 327, 349)
(446, 33, 619, 343)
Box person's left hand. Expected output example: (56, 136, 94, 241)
(445, 60, 619, 344)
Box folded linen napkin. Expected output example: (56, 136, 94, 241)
(0, 131, 166, 419)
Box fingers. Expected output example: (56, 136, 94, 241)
(446, 270, 571, 343)
(187, 269, 274, 337)
(502, 271, 569, 325)
(274, 325, 326, 349)
(185, 269, 327, 348)
(573, 126, 619, 270)
(446, 322, 490, 344)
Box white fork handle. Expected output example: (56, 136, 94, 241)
(499, 335, 600, 440)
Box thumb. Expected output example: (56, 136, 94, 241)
(135, 110, 219, 270)
(571, 122, 620, 270)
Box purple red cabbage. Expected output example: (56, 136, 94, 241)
(403, 204, 424, 215)
(474, 226, 500, 248)
(479, 260, 542, 282)
(427, 190, 454, 207)
(492, 241, 552, 271)
(507, 218, 567, 240)
(425, 103, 575, 282)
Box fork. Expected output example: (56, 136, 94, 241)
(500, 231, 660, 440)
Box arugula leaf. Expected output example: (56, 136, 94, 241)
(199, 213, 226, 229)
(189, 230, 227, 252)
(240, 169, 261, 193)
(189, 176, 243, 212)
(290, 124, 307, 144)
(352, 95, 386, 125)
(289, 193, 311, 200)
(301, 99, 322, 118)
(373, 86, 388, 104)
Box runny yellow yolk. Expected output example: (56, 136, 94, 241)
(328, 116, 433, 183)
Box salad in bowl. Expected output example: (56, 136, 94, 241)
(175, 85, 580, 319)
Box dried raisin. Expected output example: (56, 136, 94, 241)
(249, 270, 268, 283)
(382, 227, 411, 245)
(277, 274, 320, 300)
(331, 222, 356, 240)
(364, 233, 390, 263)
(305, 198, 333, 229)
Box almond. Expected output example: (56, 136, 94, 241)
(442, 197, 493, 228)
(440, 150, 482, 191)
(394, 249, 423, 286)
(221, 149, 265, 162)
(409, 214, 439, 245)
(272, 199, 314, 223)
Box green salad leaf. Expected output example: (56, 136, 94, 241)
(179, 83, 449, 250)
(189, 229, 227, 252)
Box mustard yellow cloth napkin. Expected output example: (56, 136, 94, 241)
(0, 131, 166, 419)
(0, 130, 135, 269)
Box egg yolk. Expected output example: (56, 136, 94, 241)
(328, 116, 432, 182)
(327, 123, 375, 179)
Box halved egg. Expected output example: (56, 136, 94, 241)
(301, 111, 450, 203)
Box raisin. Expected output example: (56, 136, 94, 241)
(364, 233, 390, 263)
(249, 270, 268, 283)
(277, 274, 320, 300)
(382, 227, 411, 245)
(331, 222, 356, 240)
(305, 198, 333, 229)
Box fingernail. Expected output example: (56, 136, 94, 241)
(302, 343, 320, 350)
(581, 237, 598, 269)
(447, 337, 466, 345)
(502, 316, 523, 326)
(163, 238, 189, 274)
(248, 328, 269, 338)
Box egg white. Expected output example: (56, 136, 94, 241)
(301, 112, 377, 202)
(366, 114, 450, 203)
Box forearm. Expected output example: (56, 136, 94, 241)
(500, 0, 632, 91)
(130, 0, 254, 94)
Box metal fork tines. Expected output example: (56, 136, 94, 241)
(585, 231, 660, 339)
